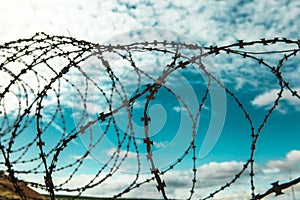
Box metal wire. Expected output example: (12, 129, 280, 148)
(0, 33, 299, 199)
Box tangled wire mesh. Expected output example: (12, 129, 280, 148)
(0, 32, 300, 199)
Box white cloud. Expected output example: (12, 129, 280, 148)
(234, 77, 260, 91)
(251, 88, 300, 111)
(6, 149, 298, 199)
(69, 154, 93, 160)
(251, 89, 279, 107)
(106, 147, 137, 159)
(0, 0, 299, 51)
(1, 0, 299, 118)
(153, 141, 168, 149)
(173, 106, 193, 113)
(173, 106, 181, 113)
(198, 161, 244, 180)
(265, 150, 300, 173)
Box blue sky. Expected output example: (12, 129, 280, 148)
(0, 0, 300, 199)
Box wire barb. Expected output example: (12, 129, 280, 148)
(0, 33, 299, 200)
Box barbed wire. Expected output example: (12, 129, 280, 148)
(0, 32, 299, 199)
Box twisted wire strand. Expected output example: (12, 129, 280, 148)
(0, 33, 299, 199)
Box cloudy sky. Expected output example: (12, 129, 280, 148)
(0, 0, 300, 199)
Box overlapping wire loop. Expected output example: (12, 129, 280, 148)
(0, 33, 299, 199)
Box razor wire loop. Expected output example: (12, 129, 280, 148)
(0, 32, 299, 200)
